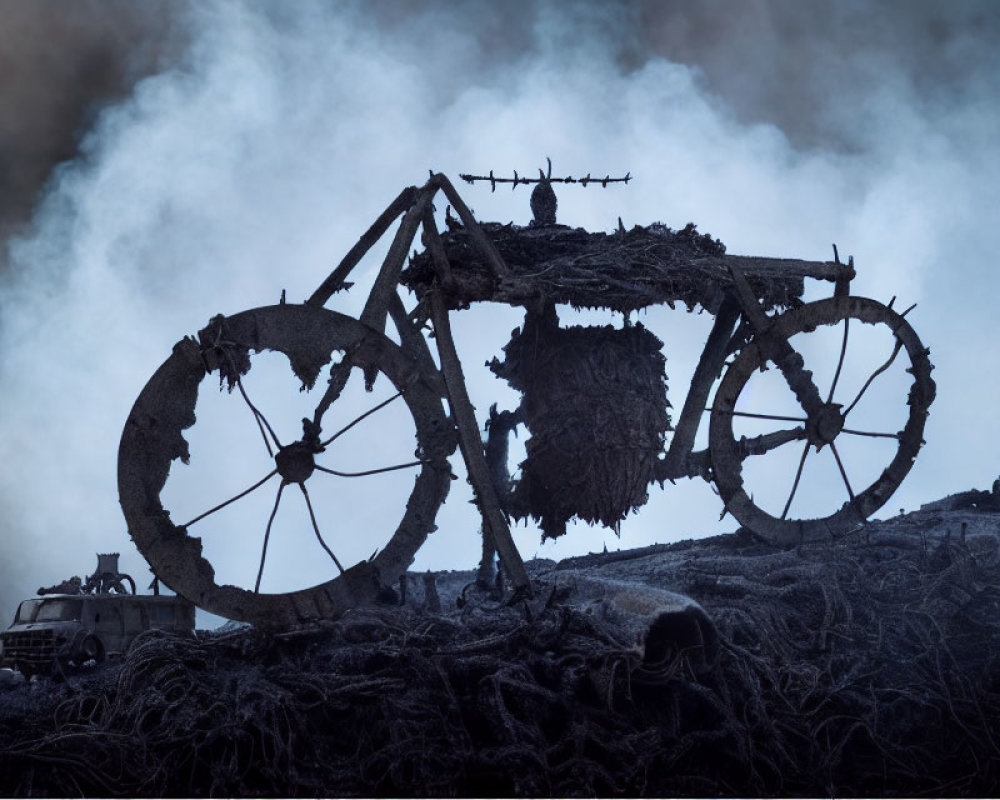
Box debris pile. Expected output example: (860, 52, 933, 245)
(1, 505, 999, 796)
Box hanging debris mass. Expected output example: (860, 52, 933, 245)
(490, 305, 672, 539)
(405, 213, 846, 542)
(402, 220, 843, 314)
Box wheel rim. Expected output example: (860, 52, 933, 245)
(118, 305, 455, 627)
(80, 636, 101, 662)
(709, 296, 935, 545)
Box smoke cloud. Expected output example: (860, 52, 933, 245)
(0, 0, 997, 621)
(0, 0, 184, 246)
(639, 0, 1000, 151)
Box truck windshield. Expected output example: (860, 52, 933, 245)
(14, 600, 42, 623)
(35, 599, 83, 622)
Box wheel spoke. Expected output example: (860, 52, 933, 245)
(254, 481, 286, 593)
(738, 427, 808, 457)
(781, 441, 811, 520)
(220, 349, 283, 454)
(248, 408, 275, 457)
(827, 316, 850, 402)
(830, 442, 856, 502)
(182, 469, 279, 528)
(299, 483, 345, 574)
(843, 340, 903, 417)
(321, 390, 404, 448)
(708, 409, 807, 423)
(234, 375, 283, 454)
(315, 459, 425, 478)
(842, 428, 901, 440)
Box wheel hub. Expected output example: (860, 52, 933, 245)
(808, 402, 845, 446)
(275, 441, 316, 484)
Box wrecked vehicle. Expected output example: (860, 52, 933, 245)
(0, 554, 195, 675)
(118, 168, 935, 628)
(1, 593, 195, 675)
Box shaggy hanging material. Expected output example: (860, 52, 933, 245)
(490, 305, 671, 539)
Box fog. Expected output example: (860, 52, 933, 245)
(0, 1, 997, 622)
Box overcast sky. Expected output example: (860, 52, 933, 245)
(1, 0, 998, 619)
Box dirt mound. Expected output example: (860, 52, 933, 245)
(1, 504, 999, 796)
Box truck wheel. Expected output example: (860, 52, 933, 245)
(74, 635, 105, 666)
(16, 662, 36, 678)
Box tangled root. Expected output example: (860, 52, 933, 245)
(1, 516, 1000, 796)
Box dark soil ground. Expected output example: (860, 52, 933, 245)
(2, 495, 1000, 797)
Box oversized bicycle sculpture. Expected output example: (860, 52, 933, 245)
(118, 167, 936, 628)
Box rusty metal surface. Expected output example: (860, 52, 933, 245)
(118, 304, 455, 628)
(709, 295, 936, 545)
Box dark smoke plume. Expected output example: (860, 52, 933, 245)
(637, 0, 1000, 150)
(0, 0, 186, 249)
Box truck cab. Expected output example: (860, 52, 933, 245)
(1, 591, 195, 675)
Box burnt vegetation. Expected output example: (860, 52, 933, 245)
(2, 505, 1000, 796)
(401, 220, 826, 315)
(489, 304, 673, 539)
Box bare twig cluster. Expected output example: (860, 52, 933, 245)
(402, 220, 838, 315)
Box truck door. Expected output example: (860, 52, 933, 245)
(95, 600, 126, 656)
(121, 600, 147, 652)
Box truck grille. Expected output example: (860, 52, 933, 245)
(2, 629, 57, 670)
